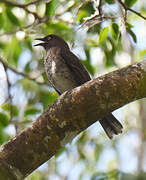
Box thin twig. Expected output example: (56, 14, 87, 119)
(118, 0, 146, 20)
(0, 0, 41, 8)
(0, 57, 47, 86)
(0, 15, 49, 37)
(0, 0, 42, 21)
(2, 60, 13, 121)
(127, 7, 146, 20)
(0, 0, 74, 36)
(79, 13, 118, 29)
(97, 0, 102, 19)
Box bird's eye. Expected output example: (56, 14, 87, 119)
(48, 36, 52, 40)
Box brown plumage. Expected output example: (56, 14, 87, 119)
(35, 34, 123, 139)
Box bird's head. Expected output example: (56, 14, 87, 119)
(34, 34, 69, 50)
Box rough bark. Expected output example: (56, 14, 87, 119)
(0, 60, 146, 179)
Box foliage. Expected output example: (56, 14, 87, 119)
(0, 0, 145, 179)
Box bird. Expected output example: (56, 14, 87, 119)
(35, 34, 123, 139)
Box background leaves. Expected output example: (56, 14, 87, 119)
(0, 0, 145, 179)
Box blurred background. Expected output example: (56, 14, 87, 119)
(0, 0, 146, 179)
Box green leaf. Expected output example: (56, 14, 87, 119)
(13, 38, 22, 65)
(82, 2, 94, 14)
(0, 112, 9, 126)
(87, 23, 100, 33)
(139, 50, 146, 59)
(126, 22, 134, 28)
(46, 21, 73, 40)
(82, 60, 95, 76)
(0, 13, 4, 28)
(6, 7, 19, 26)
(0, 42, 5, 49)
(0, 124, 5, 144)
(3, 36, 22, 66)
(39, 90, 58, 109)
(24, 62, 31, 73)
(83, 47, 95, 76)
(0, 122, 10, 144)
(104, 37, 117, 67)
(111, 23, 119, 39)
(45, 0, 57, 16)
(127, 28, 137, 43)
(125, 0, 137, 8)
(51, 22, 70, 32)
(94, 144, 102, 162)
(1, 104, 19, 116)
(76, 10, 88, 23)
(21, 78, 38, 92)
(98, 27, 109, 45)
(24, 107, 41, 116)
(105, 0, 115, 4)
(55, 147, 66, 158)
(24, 38, 32, 50)
(126, 22, 137, 43)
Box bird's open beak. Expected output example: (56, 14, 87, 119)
(34, 37, 46, 46)
(34, 43, 45, 46)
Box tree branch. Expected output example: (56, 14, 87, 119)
(97, 0, 102, 19)
(2, 60, 13, 122)
(118, 0, 146, 20)
(0, 60, 146, 179)
(0, 57, 47, 86)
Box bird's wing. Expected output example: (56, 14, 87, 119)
(61, 50, 91, 86)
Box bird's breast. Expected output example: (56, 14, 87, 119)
(44, 51, 77, 94)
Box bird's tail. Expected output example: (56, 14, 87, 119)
(99, 113, 123, 139)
